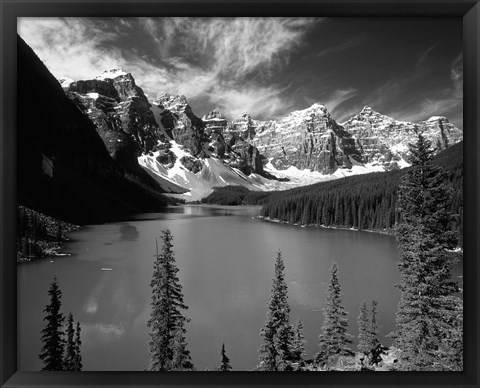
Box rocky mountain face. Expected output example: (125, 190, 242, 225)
(150, 96, 265, 177)
(203, 108, 228, 158)
(246, 103, 362, 174)
(66, 70, 162, 173)
(341, 106, 463, 170)
(17, 36, 168, 223)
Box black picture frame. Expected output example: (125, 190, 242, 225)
(1, 1, 478, 387)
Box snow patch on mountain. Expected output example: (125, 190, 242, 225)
(95, 68, 128, 80)
(139, 141, 270, 201)
(86, 92, 100, 99)
(58, 76, 74, 89)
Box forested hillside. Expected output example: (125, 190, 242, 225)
(260, 141, 462, 240)
(201, 186, 272, 205)
(17, 206, 79, 262)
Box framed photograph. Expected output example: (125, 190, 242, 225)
(1, 1, 478, 387)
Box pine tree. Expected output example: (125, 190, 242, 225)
(73, 321, 83, 371)
(291, 320, 306, 363)
(368, 300, 380, 350)
(39, 276, 65, 371)
(63, 313, 76, 371)
(147, 229, 193, 371)
(316, 263, 354, 368)
(219, 343, 232, 371)
(170, 326, 194, 371)
(392, 133, 461, 370)
(258, 251, 295, 371)
(357, 302, 370, 354)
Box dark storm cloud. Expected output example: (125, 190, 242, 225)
(18, 17, 462, 127)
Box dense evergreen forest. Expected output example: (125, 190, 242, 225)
(201, 186, 273, 205)
(259, 141, 462, 240)
(17, 206, 79, 262)
(201, 142, 462, 231)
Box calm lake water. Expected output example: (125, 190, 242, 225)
(18, 205, 406, 371)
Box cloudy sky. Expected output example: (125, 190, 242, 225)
(18, 17, 463, 127)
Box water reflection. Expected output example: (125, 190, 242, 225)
(119, 224, 139, 242)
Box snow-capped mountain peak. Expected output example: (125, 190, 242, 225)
(202, 108, 226, 121)
(95, 68, 128, 80)
(153, 93, 189, 111)
(426, 115, 448, 122)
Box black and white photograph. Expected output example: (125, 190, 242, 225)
(16, 16, 463, 372)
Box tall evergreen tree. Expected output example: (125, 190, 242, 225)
(63, 313, 76, 371)
(73, 321, 83, 371)
(258, 251, 295, 371)
(147, 229, 193, 371)
(357, 302, 370, 354)
(316, 263, 354, 368)
(368, 300, 380, 350)
(392, 133, 461, 370)
(170, 326, 193, 371)
(39, 276, 65, 371)
(291, 320, 307, 363)
(219, 343, 232, 371)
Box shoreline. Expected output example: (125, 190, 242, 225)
(257, 215, 395, 237)
(257, 216, 464, 254)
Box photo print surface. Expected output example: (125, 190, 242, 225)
(16, 17, 463, 371)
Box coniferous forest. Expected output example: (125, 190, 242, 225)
(201, 142, 463, 244)
(261, 141, 462, 241)
(16, 206, 79, 262)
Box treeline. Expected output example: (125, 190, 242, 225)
(17, 206, 79, 262)
(260, 141, 463, 239)
(201, 186, 273, 206)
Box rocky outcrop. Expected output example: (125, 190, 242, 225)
(152, 93, 207, 157)
(180, 156, 203, 173)
(250, 103, 362, 174)
(202, 108, 227, 158)
(201, 108, 265, 176)
(66, 71, 162, 172)
(341, 106, 463, 168)
(228, 112, 258, 142)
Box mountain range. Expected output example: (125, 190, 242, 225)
(61, 68, 462, 200)
(17, 35, 463, 209)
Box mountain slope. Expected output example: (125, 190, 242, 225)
(17, 35, 168, 223)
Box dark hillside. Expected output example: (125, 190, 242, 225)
(17, 35, 168, 224)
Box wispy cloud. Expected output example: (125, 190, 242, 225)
(325, 88, 358, 117)
(314, 35, 365, 59)
(415, 44, 436, 68)
(18, 17, 318, 119)
(389, 54, 463, 126)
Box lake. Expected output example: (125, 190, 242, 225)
(18, 205, 404, 371)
